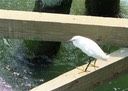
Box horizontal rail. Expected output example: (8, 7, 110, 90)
(0, 9, 128, 46)
(30, 48, 128, 91)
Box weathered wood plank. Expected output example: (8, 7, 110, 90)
(0, 9, 128, 46)
(30, 48, 128, 91)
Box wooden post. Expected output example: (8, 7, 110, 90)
(0, 9, 128, 46)
(30, 48, 128, 91)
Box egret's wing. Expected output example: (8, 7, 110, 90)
(78, 41, 95, 56)
(79, 39, 107, 60)
(88, 45, 108, 61)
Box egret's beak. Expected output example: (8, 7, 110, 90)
(68, 39, 73, 43)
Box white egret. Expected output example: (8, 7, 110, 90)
(70, 35, 110, 71)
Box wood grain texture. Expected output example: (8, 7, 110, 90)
(30, 48, 128, 91)
(0, 9, 128, 46)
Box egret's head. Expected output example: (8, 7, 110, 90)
(70, 36, 79, 42)
(70, 36, 84, 42)
(69, 36, 84, 46)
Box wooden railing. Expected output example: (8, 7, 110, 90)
(0, 9, 128, 46)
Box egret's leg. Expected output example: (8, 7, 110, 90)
(77, 57, 91, 73)
(94, 59, 96, 66)
(90, 59, 99, 68)
(85, 57, 92, 71)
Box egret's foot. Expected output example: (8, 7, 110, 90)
(77, 66, 85, 72)
(90, 64, 99, 68)
(76, 67, 90, 74)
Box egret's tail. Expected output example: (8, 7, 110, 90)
(106, 55, 110, 60)
(101, 54, 110, 61)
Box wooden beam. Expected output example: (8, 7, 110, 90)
(0, 9, 128, 46)
(30, 48, 128, 91)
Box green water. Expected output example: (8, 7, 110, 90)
(0, 0, 128, 91)
(94, 73, 128, 91)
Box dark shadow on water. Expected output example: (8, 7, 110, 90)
(26, 55, 53, 67)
